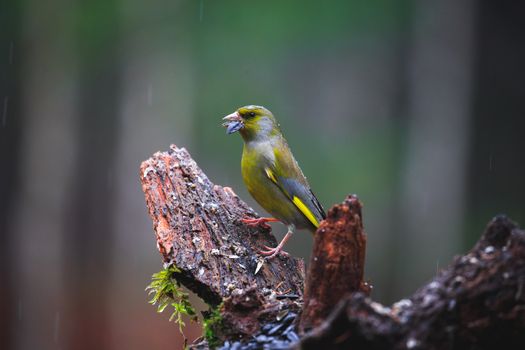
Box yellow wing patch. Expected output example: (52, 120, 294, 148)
(265, 167, 278, 184)
(265, 167, 319, 228)
(292, 196, 319, 228)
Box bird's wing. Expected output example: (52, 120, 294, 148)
(265, 142, 326, 228)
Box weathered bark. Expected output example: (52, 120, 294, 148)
(298, 215, 525, 350)
(140, 145, 525, 350)
(140, 145, 304, 338)
(299, 194, 370, 332)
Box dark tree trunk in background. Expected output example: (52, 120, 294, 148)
(393, 0, 475, 301)
(63, 3, 122, 349)
(468, 1, 525, 239)
(0, 2, 22, 349)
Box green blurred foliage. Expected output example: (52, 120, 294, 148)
(3, 0, 524, 348)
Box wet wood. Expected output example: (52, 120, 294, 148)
(140, 145, 525, 350)
(299, 194, 370, 332)
(297, 215, 525, 350)
(140, 145, 304, 337)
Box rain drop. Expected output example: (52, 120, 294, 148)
(107, 170, 113, 189)
(407, 337, 419, 349)
(199, 0, 204, 22)
(147, 84, 153, 105)
(2, 96, 8, 127)
(9, 42, 14, 64)
(17, 299, 22, 321)
(54, 311, 61, 344)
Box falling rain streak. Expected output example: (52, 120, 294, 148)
(2, 96, 8, 127)
(147, 84, 153, 106)
(17, 300, 22, 321)
(107, 169, 113, 189)
(9, 42, 14, 64)
(54, 312, 61, 344)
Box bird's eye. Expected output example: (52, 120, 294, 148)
(248, 112, 256, 117)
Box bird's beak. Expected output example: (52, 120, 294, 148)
(222, 112, 244, 134)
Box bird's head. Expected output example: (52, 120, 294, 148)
(222, 105, 280, 141)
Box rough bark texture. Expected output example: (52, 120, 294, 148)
(140, 145, 525, 350)
(298, 215, 525, 350)
(299, 194, 371, 332)
(140, 145, 304, 339)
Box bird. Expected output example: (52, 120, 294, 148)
(222, 105, 326, 258)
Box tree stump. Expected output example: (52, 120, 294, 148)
(140, 145, 525, 349)
(298, 215, 525, 350)
(299, 194, 371, 332)
(140, 145, 304, 341)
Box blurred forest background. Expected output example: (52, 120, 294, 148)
(1, 0, 524, 349)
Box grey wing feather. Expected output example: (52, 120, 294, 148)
(278, 176, 326, 222)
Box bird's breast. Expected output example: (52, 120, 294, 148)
(241, 141, 310, 228)
(241, 141, 275, 196)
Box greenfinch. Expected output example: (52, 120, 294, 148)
(223, 105, 326, 258)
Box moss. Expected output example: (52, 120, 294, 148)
(146, 265, 227, 348)
(146, 265, 198, 333)
(202, 304, 223, 349)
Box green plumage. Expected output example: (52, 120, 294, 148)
(224, 105, 325, 233)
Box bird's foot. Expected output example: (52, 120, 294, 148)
(258, 245, 289, 259)
(258, 227, 294, 259)
(242, 217, 279, 230)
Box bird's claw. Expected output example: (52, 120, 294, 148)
(258, 245, 289, 258)
(242, 217, 278, 230)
